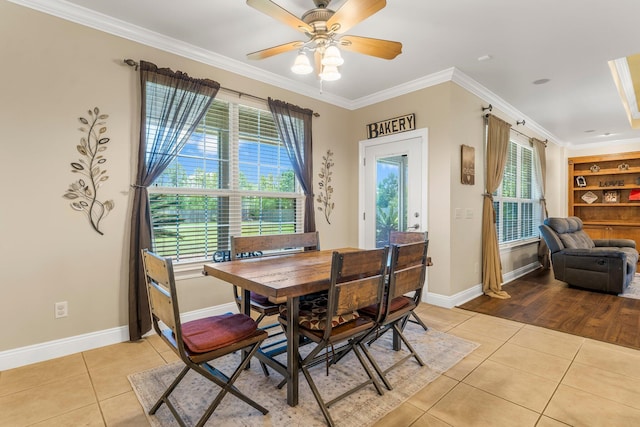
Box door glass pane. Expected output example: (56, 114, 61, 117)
(375, 155, 408, 247)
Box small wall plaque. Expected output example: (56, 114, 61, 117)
(461, 145, 475, 185)
(366, 113, 415, 139)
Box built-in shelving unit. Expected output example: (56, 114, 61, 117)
(568, 151, 640, 265)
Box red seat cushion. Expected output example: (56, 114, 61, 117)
(250, 291, 270, 305)
(181, 313, 258, 353)
(388, 296, 412, 312)
(359, 296, 412, 318)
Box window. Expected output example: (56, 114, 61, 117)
(493, 138, 542, 245)
(148, 96, 304, 263)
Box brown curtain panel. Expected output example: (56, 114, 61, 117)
(128, 61, 220, 341)
(267, 98, 316, 232)
(532, 137, 551, 269)
(482, 115, 512, 299)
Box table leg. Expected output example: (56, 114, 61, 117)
(242, 288, 251, 316)
(286, 296, 300, 406)
(392, 327, 401, 351)
(243, 289, 251, 367)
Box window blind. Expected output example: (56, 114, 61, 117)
(494, 140, 541, 244)
(148, 98, 304, 263)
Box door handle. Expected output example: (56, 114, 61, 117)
(408, 223, 420, 230)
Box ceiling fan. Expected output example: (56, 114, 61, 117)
(246, 0, 402, 81)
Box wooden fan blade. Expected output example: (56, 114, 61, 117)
(247, 41, 303, 60)
(326, 0, 387, 34)
(339, 35, 402, 59)
(247, 0, 313, 33)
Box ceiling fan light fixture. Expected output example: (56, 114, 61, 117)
(291, 51, 313, 74)
(320, 64, 341, 81)
(322, 45, 344, 66)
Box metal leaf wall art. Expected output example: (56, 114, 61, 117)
(316, 149, 335, 224)
(63, 107, 114, 235)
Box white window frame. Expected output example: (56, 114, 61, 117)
(148, 92, 305, 274)
(493, 135, 542, 248)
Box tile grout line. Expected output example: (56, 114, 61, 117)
(82, 350, 108, 426)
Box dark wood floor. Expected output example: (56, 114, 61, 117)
(458, 268, 640, 350)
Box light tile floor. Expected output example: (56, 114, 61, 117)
(2, 304, 640, 426)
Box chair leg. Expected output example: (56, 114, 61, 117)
(366, 325, 392, 346)
(301, 363, 336, 427)
(403, 310, 429, 331)
(392, 323, 425, 367)
(359, 340, 394, 390)
(299, 339, 384, 427)
(256, 319, 286, 377)
(364, 321, 426, 390)
(347, 343, 385, 397)
(149, 365, 190, 416)
(192, 342, 268, 426)
(259, 360, 270, 376)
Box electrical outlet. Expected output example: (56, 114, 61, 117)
(55, 301, 68, 319)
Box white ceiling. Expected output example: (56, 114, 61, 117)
(14, 0, 640, 147)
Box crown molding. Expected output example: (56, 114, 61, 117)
(451, 68, 565, 146)
(565, 136, 640, 151)
(349, 68, 456, 109)
(10, 0, 562, 145)
(8, 0, 353, 109)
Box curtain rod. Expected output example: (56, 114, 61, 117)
(482, 108, 547, 146)
(124, 59, 320, 117)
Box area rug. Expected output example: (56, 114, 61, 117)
(619, 274, 640, 299)
(129, 326, 478, 427)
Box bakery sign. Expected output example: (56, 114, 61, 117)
(366, 113, 415, 139)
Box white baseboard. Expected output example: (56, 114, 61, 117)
(425, 285, 483, 309)
(0, 302, 237, 371)
(1, 264, 540, 372)
(424, 262, 541, 309)
(503, 262, 541, 284)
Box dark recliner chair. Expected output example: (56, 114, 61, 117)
(539, 217, 638, 294)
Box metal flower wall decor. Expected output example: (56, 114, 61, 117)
(316, 149, 335, 224)
(63, 107, 114, 235)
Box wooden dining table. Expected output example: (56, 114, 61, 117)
(202, 248, 358, 407)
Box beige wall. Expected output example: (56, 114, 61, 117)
(1, 1, 564, 354)
(0, 2, 354, 352)
(351, 83, 552, 297)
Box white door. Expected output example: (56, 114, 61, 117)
(359, 129, 428, 248)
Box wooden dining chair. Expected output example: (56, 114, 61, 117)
(389, 230, 428, 245)
(230, 231, 320, 320)
(141, 249, 268, 426)
(278, 247, 389, 427)
(231, 232, 320, 376)
(360, 241, 429, 390)
(388, 230, 430, 331)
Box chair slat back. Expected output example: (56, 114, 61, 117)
(389, 231, 428, 245)
(330, 248, 388, 317)
(388, 241, 428, 301)
(231, 232, 320, 260)
(142, 250, 180, 336)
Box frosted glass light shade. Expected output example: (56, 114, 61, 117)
(320, 65, 341, 81)
(291, 52, 313, 74)
(321, 45, 344, 66)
